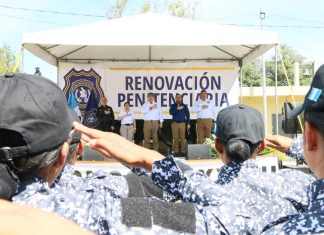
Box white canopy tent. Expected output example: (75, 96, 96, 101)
(22, 13, 280, 134)
(22, 13, 278, 66)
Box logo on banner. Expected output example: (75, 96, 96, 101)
(63, 68, 104, 116)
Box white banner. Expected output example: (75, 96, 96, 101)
(58, 62, 240, 119)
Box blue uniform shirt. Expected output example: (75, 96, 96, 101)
(286, 135, 304, 162)
(13, 165, 220, 234)
(169, 103, 190, 123)
(13, 155, 314, 234)
(263, 179, 324, 234)
(215, 161, 242, 185)
(151, 156, 314, 234)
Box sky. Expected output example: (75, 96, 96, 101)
(1, 0, 324, 82)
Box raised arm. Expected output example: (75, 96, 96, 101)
(265, 135, 304, 161)
(151, 156, 225, 206)
(73, 122, 225, 206)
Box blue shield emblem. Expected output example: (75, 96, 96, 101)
(63, 68, 104, 118)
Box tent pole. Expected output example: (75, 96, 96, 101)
(260, 10, 268, 135)
(275, 45, 279, 135)
(262, 55, 268, 134)
(239, 61, 243, 104)
(20, 46, 24, 73)
(56, 60, 59, 85)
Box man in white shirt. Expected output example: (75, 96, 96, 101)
(119, 102, 136, 142)
(142, 93, 163, 151)
(194, 90, 216, 144)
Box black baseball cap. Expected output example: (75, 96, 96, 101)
(289, 65, 324, 129)
(216, 104, 265, 144)
(0, 73, 78, 160)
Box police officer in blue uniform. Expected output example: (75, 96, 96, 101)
(0, 73, 223, 234)
(4, 73, 321, 234)
(169, 93, 190, 156)
(262, 65, 324, 234)
(210, 105, 312, 188)
(74, 104, 313, 234)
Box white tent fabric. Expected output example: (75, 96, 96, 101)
(22, 13, 279, 66)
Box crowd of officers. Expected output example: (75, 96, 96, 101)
(96, 89, 216, 156)
(1, 65, 324, 234)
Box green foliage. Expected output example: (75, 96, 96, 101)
(168, 0, 186, 17)
(258, 147, 274, 156)
(106, 0, 128, 18)
(300, 63, 314, 86)
(268, 45, 305, 86)
(204, 134, 218, 159)
(106, 0, 198, 19)
(242, 45, 311, 87)
(242, 61, 262, 87)
(165, 0, 199, 18)
(142, 1, 151, 13)
(0, 45, 19, 74)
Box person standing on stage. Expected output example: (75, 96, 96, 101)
(119, 102, 136, 142)
(96, 96, 115, 132)
(169, 93, 190, 156)
(142, 93, 163, 151)
(194, 89, 216, 144)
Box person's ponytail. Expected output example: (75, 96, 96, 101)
(225, 139, 260, 163)
(0, 163, 19, 200)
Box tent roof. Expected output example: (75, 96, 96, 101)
(22, 13, 279, 66)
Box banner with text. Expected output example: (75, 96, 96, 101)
(59, 62, 240, 119)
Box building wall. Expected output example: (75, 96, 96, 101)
(241, 95, 305, 135)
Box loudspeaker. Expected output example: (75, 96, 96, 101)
(187, 144, 211, 160)
(282, 102, 302, 134)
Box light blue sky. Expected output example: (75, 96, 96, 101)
(1, 0, 324, 82)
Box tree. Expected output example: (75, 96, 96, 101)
(0, 45, 19, 74)
(106, 0, 199, 19)
(168, 0, 186, 17)
(300, 62, 314, 86)
(266, 45, 305, 86)
(242, 45, 309, 87)
(242, 61, 262, 87)
(106, 0, 128, 18)
(142, 1, 151, 13)
(167, 0, 199, 18)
